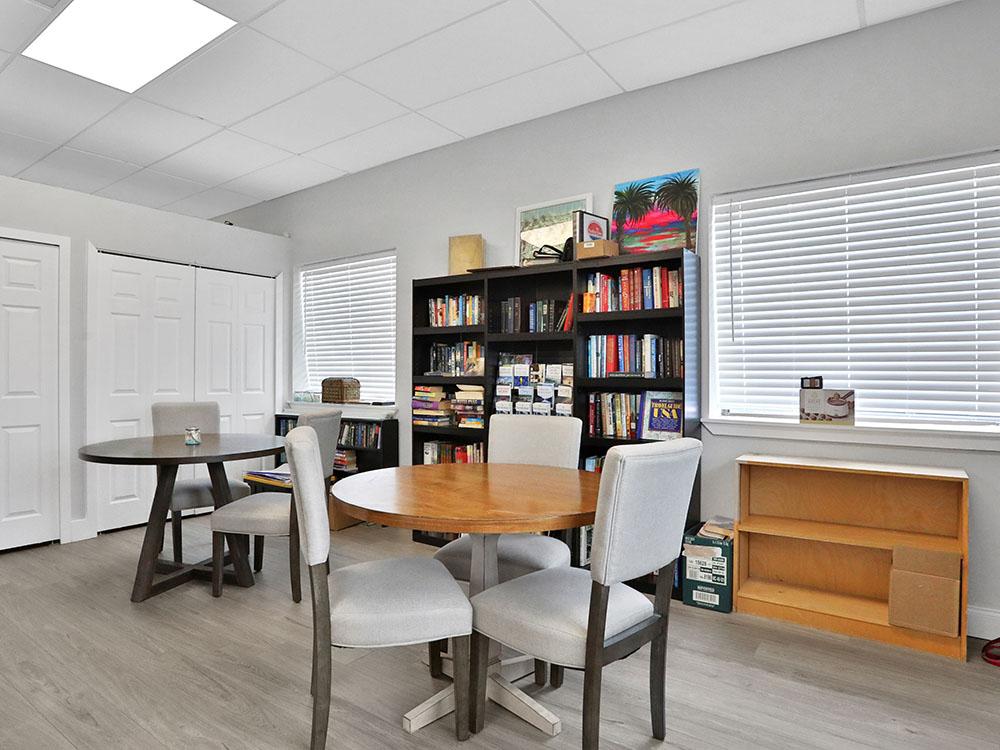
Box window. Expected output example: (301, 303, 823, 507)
(712, 153, 1000, 428)
(298, 252, 396, 403)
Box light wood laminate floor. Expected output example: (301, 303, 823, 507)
(0, 519, 997, 749)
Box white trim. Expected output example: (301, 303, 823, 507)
(84, 241, 102, 540)
(274, 271, 285, 413)
(514, 192, 592, 265)
(703, 416, 1000, 453)
(969, 606, 1000, 641)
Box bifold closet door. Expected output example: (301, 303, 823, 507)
(194, 268, 275, 480)
(90, 253, 195, 532)
(0, 236, 59, 550)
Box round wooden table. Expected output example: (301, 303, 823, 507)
(79, 433, 285, 602)
(332, 463, 600, 737)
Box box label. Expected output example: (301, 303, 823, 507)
(692, 589, 720, 606)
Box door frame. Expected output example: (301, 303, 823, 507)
(0, 226, 72, 544)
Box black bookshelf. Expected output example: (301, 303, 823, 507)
(274, 412, 399, 477)
(409, 249, 701, 577)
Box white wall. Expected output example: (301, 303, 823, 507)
(225, 0, 1000, 635)
(0, 174, 292, 536)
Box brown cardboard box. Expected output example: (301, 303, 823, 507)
(576, 239, 619, 259)
(888, 546, 961, 637)
(448, 234, 484, 274)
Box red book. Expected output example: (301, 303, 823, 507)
(563, 292, 575, 331)
(619, 270, 628, 311)
(661, 267, 670, 308)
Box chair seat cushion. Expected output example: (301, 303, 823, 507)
(434, 534, 570, 583)
(328, 557, 472, 648)
(210, 493, 290, 536)
(470, 566, 653, 668)
(171, 477, 250, 511)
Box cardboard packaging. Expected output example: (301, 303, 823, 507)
(681, 524, 733, 613)
(576, 239, 619, 259)
(888, 546, 961, 637)
(448, 234, 484, 274)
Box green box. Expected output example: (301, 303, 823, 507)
(681, 525, 733, 613)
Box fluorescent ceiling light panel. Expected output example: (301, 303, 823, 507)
(23, 0, 235, 93)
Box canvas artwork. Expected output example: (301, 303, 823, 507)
(612, 169, 699, 254)
(515, 194, 591, 266)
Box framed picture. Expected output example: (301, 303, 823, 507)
(515, 193, 591, 266)
(612, 169, 699, 254)
(573, 210, 610, 242)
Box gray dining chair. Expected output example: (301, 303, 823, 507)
(210, 409, 341, 602)
(283, 425, 473, 748)
(151, 401, 250, 563)
(468, 438, 702, 750)
(430, 414, 581, 682)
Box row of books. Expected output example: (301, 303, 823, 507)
(582, 266, 681, 313)
(582, 455, 606, 472)
(422, 440, 485, 464)
(412, 384, 485, 429)
(428, 294, 482, 327)
(586, 334, 684, 379)
(528, 298, 569, 333)
(334, 448, 357, 473)
(338, 421, 382, 449)
(426, 340, 484, 376)
(587, 390, 683, 440)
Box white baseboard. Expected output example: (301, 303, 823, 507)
(968, 605, 1000, 640)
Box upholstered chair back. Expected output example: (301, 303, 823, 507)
(152, 401, 221, 436)
(589, 438, 702, 586)
(297, 409, 342, 479)
(284, 426, 331, 567)
(488, 414, 582, 469)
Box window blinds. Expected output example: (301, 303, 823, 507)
(299, 252, 397, 403)
(712, 154, 1000, 427)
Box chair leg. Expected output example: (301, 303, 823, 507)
(550, 664, 564, 688)
(469, 631, 490, 734)
(428, 640, 445, 678)
(451, 635, 470, 741)
(211, 532, 223, 598)
(253, 535, 264, 572)
(650, 629, 667, 740)
(534, 659, 547, 686)
(583, 660, 604, 750)
(309, 566, 332, 750)
(289, 527, 302, 603)
(171, 510, 183, 563)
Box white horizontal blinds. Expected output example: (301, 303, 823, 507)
(713, 156, 1000, 426)
(300, 253, 397, 402)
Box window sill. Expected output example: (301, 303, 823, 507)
(702, 416, 1000, 453)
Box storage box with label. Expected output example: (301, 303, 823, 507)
(682, 524, 733, 613)
(576, 239, 619, 259)
(888, 546, 961, 637)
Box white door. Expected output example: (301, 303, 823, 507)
(90, 253, 195, 531)
(0, 236, 60, 549)
(194, 268, 275, 478)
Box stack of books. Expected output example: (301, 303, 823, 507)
(582, 266, 681, 313)
(586, 334, 683, 378)
(427, 340, 484, 376)
(452, 385, 485, 429)
(422, 441, 485, 464)
(428, 294, 482, 327)
(412, 385, 453, 427)
(334, 449, 357, 473)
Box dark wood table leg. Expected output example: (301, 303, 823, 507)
(131, 463, 178, 603)
(207, 461, 254, 588)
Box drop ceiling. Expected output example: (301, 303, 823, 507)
(0, 0, 964, 218)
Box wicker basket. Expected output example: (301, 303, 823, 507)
(321, 377, 361, 403)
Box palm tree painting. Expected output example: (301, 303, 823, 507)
(612, 169, 699, 253)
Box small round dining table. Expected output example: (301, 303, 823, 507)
(331, 462, 600, 737)
(79, 433, 285, 603)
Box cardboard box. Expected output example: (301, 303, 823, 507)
(888, 546, 961, 637)
(448, 234, 484, 274)
(576, 239, 619, 259)
(682, 524, 733, 613)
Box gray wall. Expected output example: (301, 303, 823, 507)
(226, 0, 1000, 634)
(0, 174, 292, 527)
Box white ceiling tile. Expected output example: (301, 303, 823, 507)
(138, 27, 332, 124)
(165, 186, 260, 218)
(69, 100, 220, 166)
(350, 0, 579, 109)
(306, 113, 459, 173)
(154, 129, 290, 185)
(0, 129, 56, 175)
(96, 169, 208, 208)
(863, 0, 962, 25)
(196, 0, 277, 22)
(535, 0, 738, 50)
(19, 147, 138, 193)
(422, 55, 620, 137)
(0, 0, 52, 52)
(591, 0, 861, 91)
(224, 156, 345, 199)
(252, 0, 494, 71)
(0, 56, 126, 142)
(231, 77, 406, 153)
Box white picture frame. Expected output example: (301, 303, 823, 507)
(514, 193, 592, 266)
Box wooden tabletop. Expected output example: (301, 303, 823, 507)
(78, 434, 286, 466)
(331, 463, 600, 534)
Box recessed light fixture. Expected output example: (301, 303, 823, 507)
(22, 0, 236, 93)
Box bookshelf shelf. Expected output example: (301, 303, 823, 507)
(576, 248, 684, 270)
(576, 308, 682, 323)
(413, 375, 487, 385)
(412, 425, 486, 438)
(488, 331, 574, 342)
(414, 325, 485, 336)
(739, 515, 962, 553)
(576, 376, 684, 390)
(581, 436, 658, 448)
